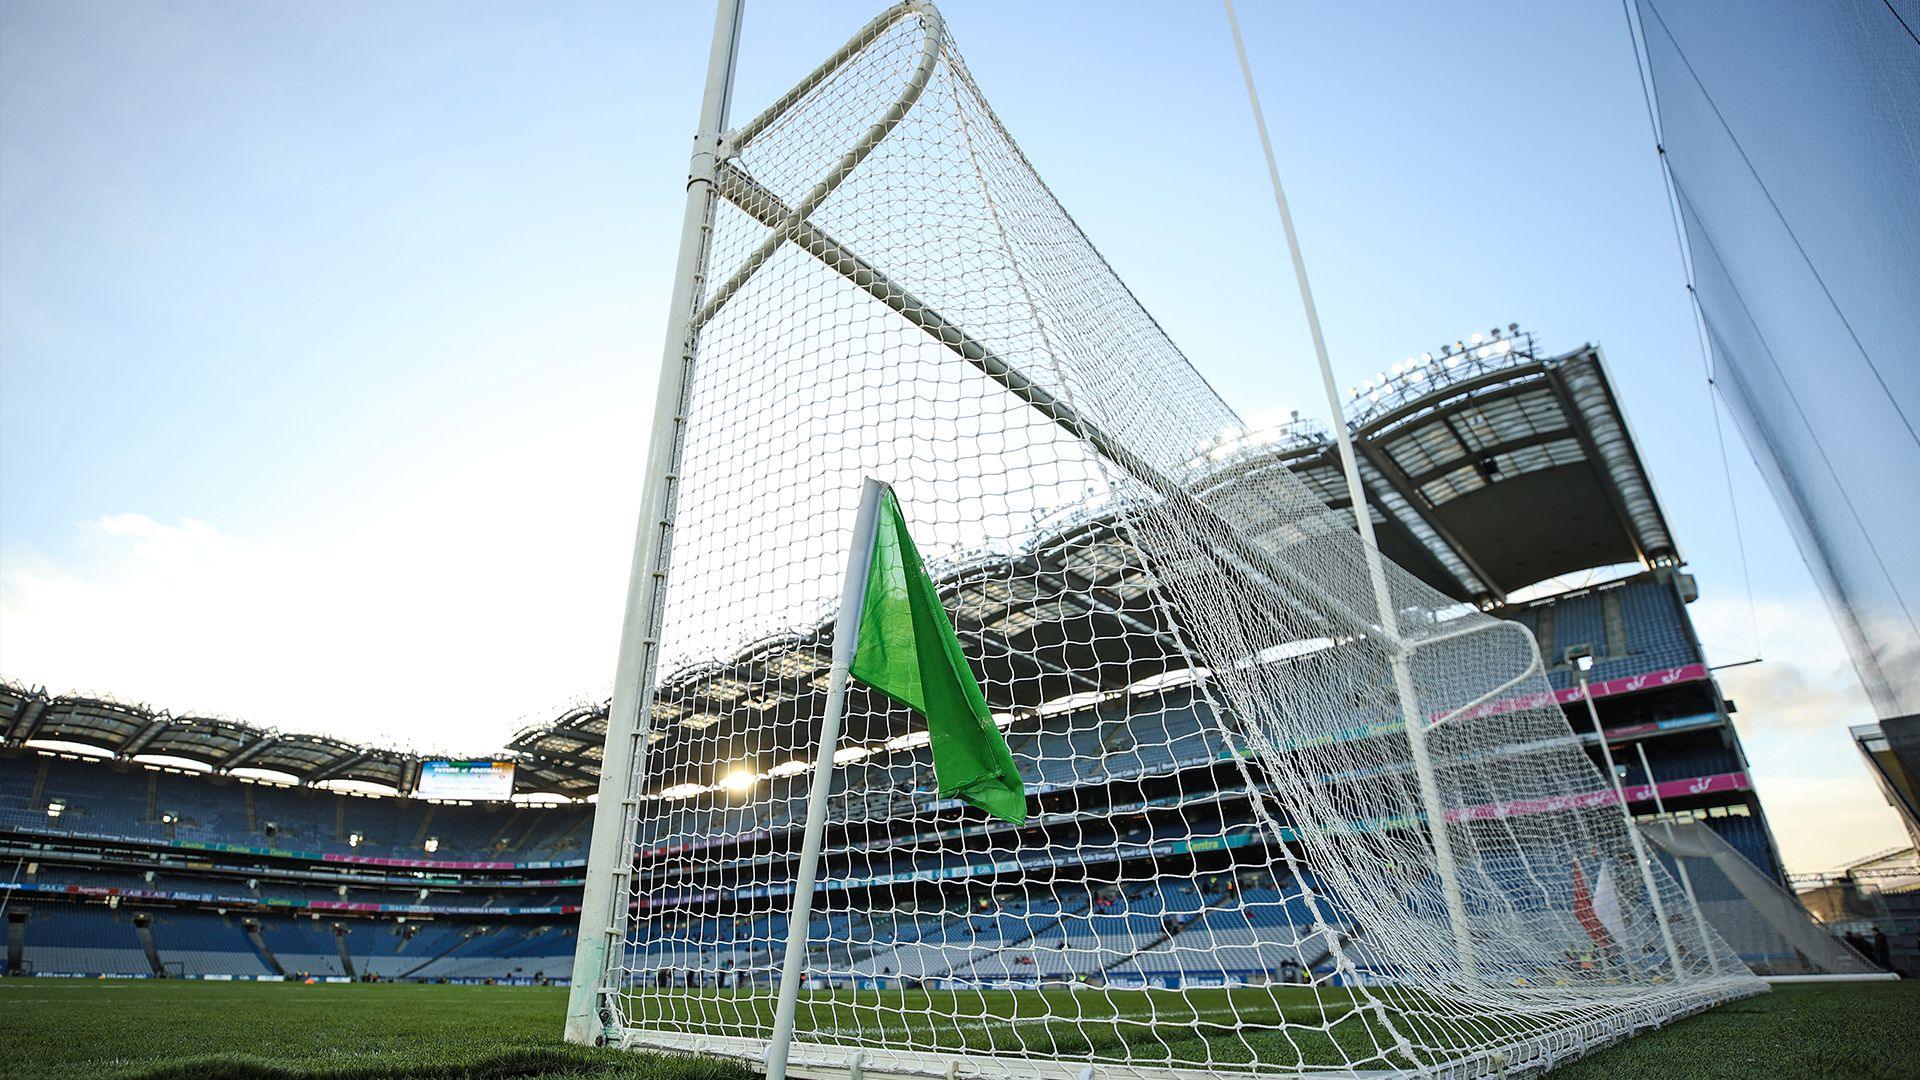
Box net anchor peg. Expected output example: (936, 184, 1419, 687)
(849, 1050, 866, 1080)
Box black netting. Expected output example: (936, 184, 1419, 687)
(1635, 0, 1920, 717)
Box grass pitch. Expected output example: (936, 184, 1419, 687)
(630, 984, 1392, 1069)
(1, 978, 1914, 1079)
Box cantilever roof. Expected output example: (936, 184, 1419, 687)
(0, 685, 427, 796)
(1212, 335, 1679, 604)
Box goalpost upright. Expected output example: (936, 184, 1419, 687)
(564, 0, 745, 1047)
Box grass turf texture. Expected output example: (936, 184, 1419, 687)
(630, 985, 1397, 1069)
(1, 978, 1913, 1079)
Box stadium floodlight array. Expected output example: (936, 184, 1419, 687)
(566, 2, 1764, 1076)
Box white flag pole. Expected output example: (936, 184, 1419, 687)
(1577, 662, 1682, 977)
(1635, 738, 1718, 974)
(766, 477, 887, 1080)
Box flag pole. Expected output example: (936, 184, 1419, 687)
(766, 477, 887, 1080)
(1576, 662, 1682, 978)
(1634, 739, 1719, 974)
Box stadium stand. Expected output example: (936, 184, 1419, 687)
(0, 337, 1814, 985)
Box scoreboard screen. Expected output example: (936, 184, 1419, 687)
(418, 760, 515, 800)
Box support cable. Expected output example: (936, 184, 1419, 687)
(1618, 0, 1763, 665)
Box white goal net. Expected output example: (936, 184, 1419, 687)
(569, 3, 1764, 1076)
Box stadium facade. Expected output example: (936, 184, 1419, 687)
(0, 332, 1795, 984)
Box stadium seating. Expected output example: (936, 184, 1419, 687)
(0, 573, 1774, 988)
(0, 754, 592, 862)
(16, 903, 152, 976)
(1517, 578, 1699, 690)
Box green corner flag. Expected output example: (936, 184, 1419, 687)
(848, 487, 1028, 825)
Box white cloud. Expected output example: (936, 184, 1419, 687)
(0, 424, 642, 754)
(1689, 594, 1876, 734)
(1683, 592, 1908, 873)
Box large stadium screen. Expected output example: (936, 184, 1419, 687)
(417, 760, 515, 800)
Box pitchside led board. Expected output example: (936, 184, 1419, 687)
(417, 760, 516, 801)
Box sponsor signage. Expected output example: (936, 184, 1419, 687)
(1446, 771, 1751, 823)
(0, 880, 576, 917)
(1442, 664, 1711, 725)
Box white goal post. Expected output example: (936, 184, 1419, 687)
(567, 2, 1765, 1076)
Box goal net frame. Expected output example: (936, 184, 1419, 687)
(566, 3, 1765, 1077)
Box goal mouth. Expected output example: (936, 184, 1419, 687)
(569, 2, 1767, 1075)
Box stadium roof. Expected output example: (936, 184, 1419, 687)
(1195, 331, 1679, 605)
(2, 329, 1681, 799)
(1852, 718, 1920, 851)
(0, 684, 435, 796)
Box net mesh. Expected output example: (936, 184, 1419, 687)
(1633, 0, 1920, 719)
(599, 4, 1763, 1074)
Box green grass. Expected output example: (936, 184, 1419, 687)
(1550, 981, 1920, 1080)
(1, 978, 1913, 1079)
(0, 981, 744, 1080)
(631, 984, 1397, 1068)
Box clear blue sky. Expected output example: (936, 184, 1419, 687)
(0, 0, 1901, 870)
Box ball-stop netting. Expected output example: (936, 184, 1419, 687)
(586, 4, 1764, 1076)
